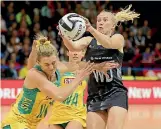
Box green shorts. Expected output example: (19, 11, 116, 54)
(3, 125, 11, 129)
(58, 122, 69, 129)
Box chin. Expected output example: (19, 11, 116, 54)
(98, 30, 104, 34)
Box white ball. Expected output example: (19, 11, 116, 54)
(58, 13, 86, 41)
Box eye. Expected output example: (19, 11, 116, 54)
(97, 18, 101, 22)
(104, 18, 108, 22)
(45, 64, 49, 67)
(52, 62, 56, 65)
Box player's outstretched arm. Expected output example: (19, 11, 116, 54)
(27, 40, 37, 70)
(81, 16, 124, 50)
(26, 62, 94, 101)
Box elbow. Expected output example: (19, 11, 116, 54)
(54, 95, 66, 102)
(52, 91, 67, 102)
(67, 45, 81, 52)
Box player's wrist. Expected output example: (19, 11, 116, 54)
(32, 47, 37, 51)
(88, 26, 95, 33)
(75, 74, 84, 82)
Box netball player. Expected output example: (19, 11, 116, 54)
(27, 36, 118, 129)
(59, 5, 140, 129)
(48, 50, 87, 129)
(1, 35, 94, 129)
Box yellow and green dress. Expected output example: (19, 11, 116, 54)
(1, 65, 61, 129)
(48, 72, 88, 128)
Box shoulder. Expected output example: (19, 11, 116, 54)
(111, 34, 124, 40)
(106, 34, 124, 52)
(26, 68, 46, 82)
(111, 34, 124, 46)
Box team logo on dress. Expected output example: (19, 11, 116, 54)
(90, 57, 94, 60)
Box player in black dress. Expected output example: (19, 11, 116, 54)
(59, 5, 140, 129)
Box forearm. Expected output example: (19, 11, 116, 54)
(62, 37, 78, 51)
(27, 49, 37, 70)
(55, 77, 82, 101)
(77, 61, 87, 69)
(89, 27, 112, 48)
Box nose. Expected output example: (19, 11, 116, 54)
(74, 53, 78, 56)
(98, 20, 104, 26)
(49, 64, 54, 71)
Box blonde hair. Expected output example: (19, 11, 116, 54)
(101, 4, 140, 26)
(35, 34, 58, 61)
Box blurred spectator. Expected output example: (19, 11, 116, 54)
(19, 58, 28, 79)
(130, 19, 138, 36)
(131, 47, 142, 64)
(1, 1, 6, 18)
(123, 32, 132, 47)
(153, 43, 161, 64)
(1, 16, 7, 33)
(42, 26, 56, 40)
(6, 38, 16, 56)
(81, 1, 95, 10)
(33, 14, 40, 24)
(142, 47, 153, 63)
(129, 31, 135, 44)
(32, 23, 41, 35)
(16, 8, 32, 26)
(95, 1, 104, 13)
(85, 4, 97, 20)
(8, 52, 20, 68)
(24, 29, 30, 37)
(65, 1, 72, 13)
(41, 1, 55, 18)
(6, 13, 16, 28)
(11, 30, 20, 44)
(18, 20, 28, 37)
(123, 43, 135, 62)
(133, 28, 146, 52)
(75, 3, 84, 15)
(145, 29, 153, 47)
(23, 37, 31, 45)
(142, 20, 150, 36)
(1, 34, 7, 54)
(57, 2, 66, 16)
(6, 2, 14, 21)
(33, 8, 40, 16)
(8, 22, 17, 36)
(123, 32, 135, 62)
(3, 60, 18, 79)
(18, 43, 31, 65)
(1, 58, 7, 78)
(116, 24, 124, 34)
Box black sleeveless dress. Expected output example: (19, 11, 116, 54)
(84, 39, 128, 112)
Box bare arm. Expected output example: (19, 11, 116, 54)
(61, 36, 92, 51)
(80, 16, 124, 50)
(26, 63, 93, 101)
(27, 40, 37, 70)
(89, 27, 124, 50)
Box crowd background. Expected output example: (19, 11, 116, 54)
(1, 1, 161, 80)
